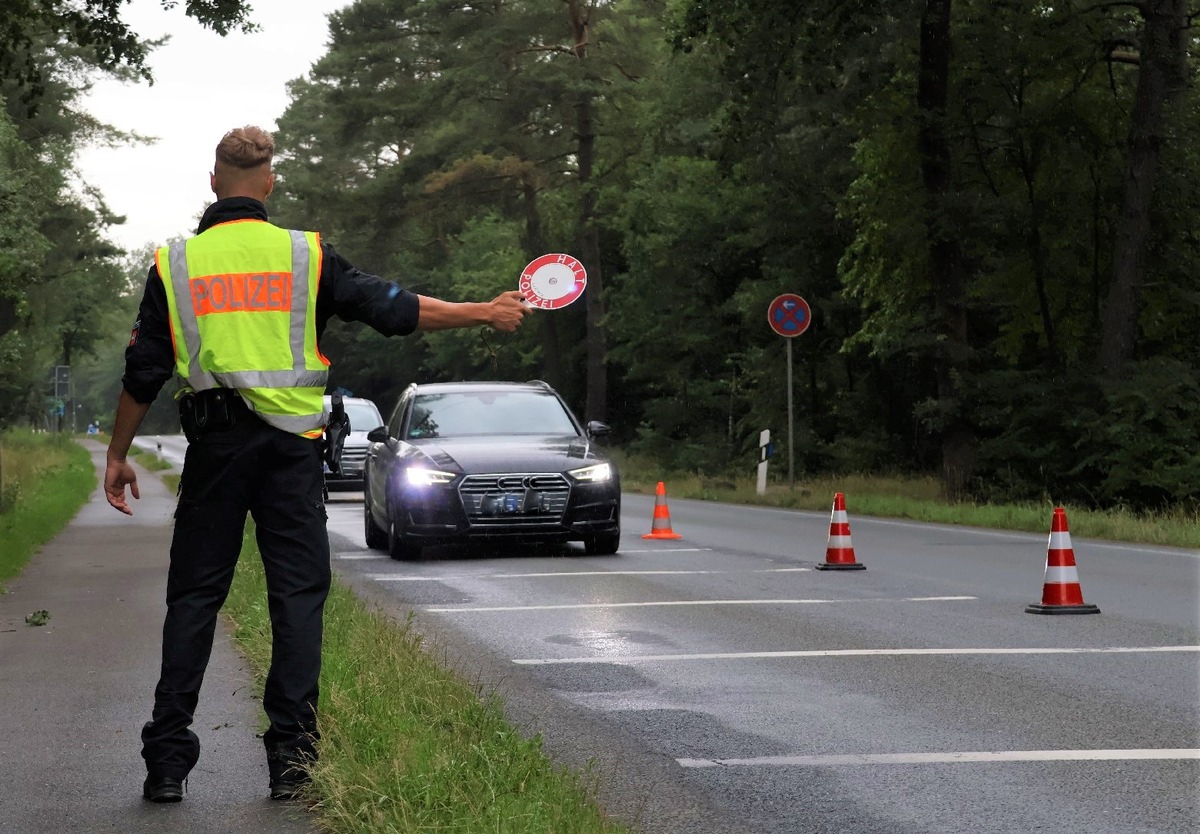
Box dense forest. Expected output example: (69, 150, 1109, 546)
(1, 0, 1197, 510)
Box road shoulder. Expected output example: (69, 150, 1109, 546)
(0, 440, 317, 834)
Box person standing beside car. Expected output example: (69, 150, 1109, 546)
(101, 125, 529, 804)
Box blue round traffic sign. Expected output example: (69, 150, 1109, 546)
(767, 293, 811, 338)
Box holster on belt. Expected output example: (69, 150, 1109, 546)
(179, 388, 243, 442)
(323, 393, 350, 474)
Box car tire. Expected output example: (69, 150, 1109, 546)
(583, 528, 620, 556)
(364, 495, 388, 550)
(387, 501, 423, 561)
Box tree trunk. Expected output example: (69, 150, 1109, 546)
(1099, 0, 1188, 377)
(0, 297, 15, 339)
(567, 0, 608, 422)
(917, 0, 974, 498)
(1019, 150, 1059, 368)
(577, 92, 607, 423)
(519, 179, 563, 391)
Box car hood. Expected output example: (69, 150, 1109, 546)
(411, 435, 603, 474)
(343, 428, 376, 449)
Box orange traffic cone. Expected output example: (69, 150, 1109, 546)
(1026, 507, 1099, 614)
(642, 481, 682, 540)
(815, 492, 865, 570)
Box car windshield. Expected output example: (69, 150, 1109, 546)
(406, 391, 577, 439)
(344, 402, 381, 431)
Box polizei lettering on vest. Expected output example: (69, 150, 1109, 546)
(190, 272, 292, 316)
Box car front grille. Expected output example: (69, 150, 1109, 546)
(458, 473, 570, 526)
(339, 445, 367, 471)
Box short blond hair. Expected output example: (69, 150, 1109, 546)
(215, 125, 274, 170)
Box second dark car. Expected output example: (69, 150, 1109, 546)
(363, 380, 620, 560)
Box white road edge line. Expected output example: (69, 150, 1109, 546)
(512, 645, 1200, 665)
(371, 568, 811, 581)
(426, 595, 976, 613)
(639, 501, 1195, 556)
(678, 749, 1200, 768)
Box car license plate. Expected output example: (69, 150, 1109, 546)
(481, 491, 544, 515)
(480, 493, 521, 515)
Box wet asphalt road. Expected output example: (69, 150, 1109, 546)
(130, 433, 1200, 833)
(323, 486, 1199, 834)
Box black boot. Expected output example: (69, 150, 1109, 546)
(267, 746, 312, 800)
(142, 774, 186, 803)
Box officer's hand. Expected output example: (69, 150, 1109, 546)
(104, 458, 140, 516)
(487, 291, 532, 332)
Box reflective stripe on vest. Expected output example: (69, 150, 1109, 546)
(158, 223, 329, 437)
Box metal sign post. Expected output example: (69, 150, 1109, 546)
(47, 365, 70, 434)
(786, 339, 794, 485)
(766, 294, 811, 487)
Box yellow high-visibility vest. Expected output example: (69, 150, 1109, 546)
(157, 219, 329, 438)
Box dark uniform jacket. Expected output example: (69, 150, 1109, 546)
(123, 197, 420, 404)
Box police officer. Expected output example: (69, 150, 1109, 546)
(103, 125, 529, 803)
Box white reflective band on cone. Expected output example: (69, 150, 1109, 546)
(1044, 566, 1080, 584)
(1049, 531, 1073, 549)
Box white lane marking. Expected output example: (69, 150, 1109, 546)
(512, 645, 1200, 665)
(678, 748, 1200, 768)
(371, 568, 811, 582)
(426, 595, 976, 613)
(335, 553, 389, 560)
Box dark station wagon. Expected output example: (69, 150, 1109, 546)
(363, 380, 620, 560)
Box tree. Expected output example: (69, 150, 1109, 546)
(0, 0, 257, 107)
(262, 0, 1200, 507)
(273, 0, 662, 420)
(1099, 0, 1194, 375)
(0, 99, 52, 427)
(916, 0, 974, 498)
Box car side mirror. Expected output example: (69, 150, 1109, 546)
(367, 426, 389, 443)
(586, 421, 611, 438)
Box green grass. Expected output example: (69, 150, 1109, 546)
(0, 431, 97, 588)
(128, 447, 174, 472)
(616, 455, 1200, 549)
(224, 530, 630, 834)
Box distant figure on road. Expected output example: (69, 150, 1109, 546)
(102, 125, 530, 804)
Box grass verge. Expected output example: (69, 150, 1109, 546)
(615, 456, 1200, 549)
(0, 431, 96, 588)
(128, 446, 174, 472)
(224, 529, 630, 834)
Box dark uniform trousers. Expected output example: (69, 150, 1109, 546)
(140, 407, 329, 779)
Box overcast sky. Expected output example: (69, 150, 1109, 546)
(75, 0, 350, 255)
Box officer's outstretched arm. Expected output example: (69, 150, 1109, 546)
(415, 292, 530, 333)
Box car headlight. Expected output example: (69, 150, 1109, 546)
(405, 467, 456, 487)
(568, 463, 612, 483)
